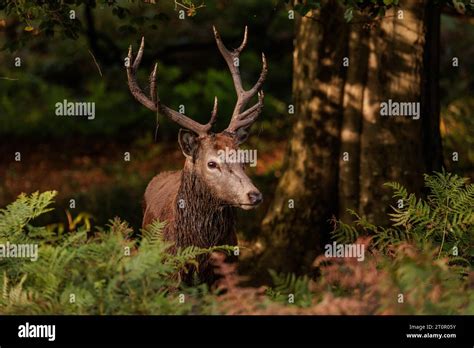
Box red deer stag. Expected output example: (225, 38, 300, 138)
(126, 27, 267, 283)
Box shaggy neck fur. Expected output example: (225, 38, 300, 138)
(174, 169, 236, 250)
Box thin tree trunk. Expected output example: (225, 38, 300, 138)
(422, 2, 443, 173)
(338, 21, 370, 223)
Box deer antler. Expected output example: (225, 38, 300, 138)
(213, 26, 268, 134)
(126, 37, 217, 136)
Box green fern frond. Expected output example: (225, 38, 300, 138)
(267, 269, 313, 307)
(141, 220, 167, 245)
(0, 191, 57, 241)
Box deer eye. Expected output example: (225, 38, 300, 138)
(207, 161, 218, 169)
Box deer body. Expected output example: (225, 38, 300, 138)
(127, 27, 267, 283)
(143, 170, 238, 249)
(143, 169, 238, 283)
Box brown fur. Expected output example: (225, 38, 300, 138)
(142, 170, 181, 239)
(142, 134, 245, 283)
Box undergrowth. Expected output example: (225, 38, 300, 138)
(0, 172, 472, 314)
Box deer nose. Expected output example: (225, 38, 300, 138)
(248, 191, 263, 205)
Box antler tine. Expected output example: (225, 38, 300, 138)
(213, 26, 267, 134)
(127, 39, 157, 112)
(133, 37, 145, 71)
(236, 26, 248, 53)
(149, 62, 158, 104)
(209, 96, 218, 127)
(248, 53, 268, 96)
(213, 25, 244, 94)
(126, 37, 217, 136)
(237, 91, 264, 120)
(226, 91, 265, 133)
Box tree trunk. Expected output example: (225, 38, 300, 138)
(258, 2, 349, 274)
(338, 19, 370, 224)
(257, 1, 443, 274)
(358, 3, 427, 224)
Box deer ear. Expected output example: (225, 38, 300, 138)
(178, 129, 200, 158)
(233, 128, 249, 145)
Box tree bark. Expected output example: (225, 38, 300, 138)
(257, 0, 442, 274)
(358, 3, 427, 224)
(338, 20, 370, 224)
(258, 1, 349, 274)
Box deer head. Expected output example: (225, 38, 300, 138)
(126, 27, 267, 209)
